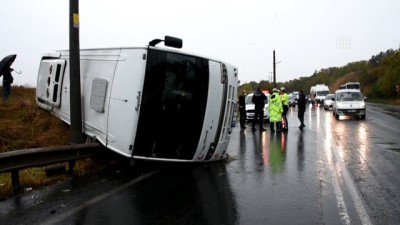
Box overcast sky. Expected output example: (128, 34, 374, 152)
(1, 0, 400, 87)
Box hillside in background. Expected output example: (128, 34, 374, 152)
(0, 86, 69, 153)
(239, 48, 400, 104)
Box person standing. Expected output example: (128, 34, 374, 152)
(238, 90, 247, 129)
(251, 86, 267, 131)
(280, 87, 289, 131)
(297, 90, 306, 129)
(269, 88, 283, 132)
(0, 63, 15, 103)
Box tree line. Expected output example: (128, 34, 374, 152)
(239, 48, 400, 101)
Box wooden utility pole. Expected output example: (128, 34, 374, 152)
(273, 50, 276, 88)
(69, 0, 85, 143)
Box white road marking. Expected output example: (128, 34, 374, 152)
(324, 133, 373, 225)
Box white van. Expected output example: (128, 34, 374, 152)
(310, 84, 330, 104)
(332, 89, 366, 120)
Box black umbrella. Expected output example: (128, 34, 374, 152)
(0, 54, 17, 74)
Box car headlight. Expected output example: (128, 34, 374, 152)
(360, 101, 365, 108)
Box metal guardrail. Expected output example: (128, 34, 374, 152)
(0, 143, 105, 194)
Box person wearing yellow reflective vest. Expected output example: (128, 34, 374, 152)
(280, 87, 289, 131)
(268, 88, 283, 132)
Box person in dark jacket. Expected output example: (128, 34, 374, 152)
(251, 86, 267, 131)
(0, 62, 15, 102)
(238, 90, 247, 129)
(297, 90, 306, 129)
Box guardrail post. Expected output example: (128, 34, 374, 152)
(11, 170, 20, 195)
(68, 160, 76, 174)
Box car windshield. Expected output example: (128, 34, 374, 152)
(245, 95, 253, 104)
(245, 94, 268, 104)
(336, 92, 363, 102)
(325, 94, 334, 100)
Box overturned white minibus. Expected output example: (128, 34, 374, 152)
(36, 36, 238, 162)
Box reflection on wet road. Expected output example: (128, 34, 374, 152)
(1, 103, 400, 225)
(227, 105, 362, 225)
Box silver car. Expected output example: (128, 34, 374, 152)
(323, 94, 335, 110)
(332, 89, 366, 120)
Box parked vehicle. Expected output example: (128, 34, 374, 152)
(332, 89, 366, 120)
(310, 84, 330, 104)
(323, 94, 335, 110)
(288, 94, 297, 107)
(292, 91, 299, 99)
(306, 95, 311, 103)
(245, 92, 270, 121)
(36, 36, 238, 162)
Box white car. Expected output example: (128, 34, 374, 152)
(245, 93, 270, 121)
(288, 92, 298, 107)
(288, 94, 296, 107)
(323, 94, 335, 110)
(332, 89, 366, 120)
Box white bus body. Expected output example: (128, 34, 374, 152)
(36, 41, 238, 162)
(310, 84, 330, 104)
(339, 82, 360, 90)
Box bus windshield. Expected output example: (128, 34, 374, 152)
(347, 84, 360, 89)
(134, 49, 209, 159)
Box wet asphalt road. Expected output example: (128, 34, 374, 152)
(1, 102, 400, 225)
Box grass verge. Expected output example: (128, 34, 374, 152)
(0, 86, 106, 200)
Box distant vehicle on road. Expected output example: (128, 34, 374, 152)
(288, 94, 297, 107)
(292, 91, 299, 100)
(332, 89, 366, 120)
(288, 92, 298, 107)
(306, 95, 311, 103)
(339, 82, 361, 90)
(310, 84, 330, 104)
(323, 94, 335, 110)
(245, 92, 270, 121)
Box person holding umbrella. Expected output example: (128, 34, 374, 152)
(0, 54, 19, 102)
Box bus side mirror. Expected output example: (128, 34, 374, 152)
(149, 36, 183, 49)
(164, 36, 182, 48)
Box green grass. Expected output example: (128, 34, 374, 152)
(0, 86, 103, 200)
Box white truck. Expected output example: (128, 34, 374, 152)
(310, 84, 330, 104)
(36, 36, 238, 162)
